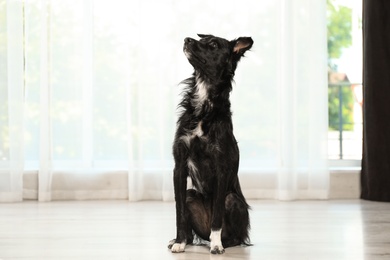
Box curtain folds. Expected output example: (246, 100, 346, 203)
(276, 0, 328, 200)
(37, 0, 52, 202)
(0, 0, 328, 202)
(0, 0, 24, 202)
(361, 0, 390, 202)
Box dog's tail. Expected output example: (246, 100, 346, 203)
(233, 178, 252, 247)
(234, 178, 250, 209)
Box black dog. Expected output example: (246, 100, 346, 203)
(168, 34, 253, 254)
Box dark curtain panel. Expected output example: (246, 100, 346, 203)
(361, 0, 390, 202)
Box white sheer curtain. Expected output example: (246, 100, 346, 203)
(0, 0, 24, 202)
(0, 0, 328, 202)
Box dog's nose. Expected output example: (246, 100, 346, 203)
(184, 37, 194, 44)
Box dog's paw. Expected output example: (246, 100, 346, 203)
(209, 229, 225, 254)
(167, 239, 175, 249)
(168, 239, 186, 253)
(210, 245, 225, 254)
(171, 242, 186, 253)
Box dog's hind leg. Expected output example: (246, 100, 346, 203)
(221, 192, 250, 248)
(186, 189, 212, 241)
(169, 189, 209, 251)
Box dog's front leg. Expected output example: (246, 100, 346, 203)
(169, 165, 189, 253)
(210, 171, 227, 254)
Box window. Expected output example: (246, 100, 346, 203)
(327, 0, 362, 162)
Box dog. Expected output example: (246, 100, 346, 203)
(168, 34, 253, 254)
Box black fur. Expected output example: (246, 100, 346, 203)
(168, 34, 253, 254)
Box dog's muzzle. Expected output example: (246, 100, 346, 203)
(183, 37, 194, 59)
(183, 37, 206, 64)
(184, 37, 193, 44)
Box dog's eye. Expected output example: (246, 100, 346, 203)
(209, 42, 218, 49)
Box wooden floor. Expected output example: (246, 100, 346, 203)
(1, 200, 390, 260)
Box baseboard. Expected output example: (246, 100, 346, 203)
(22, 169, 361, 200)
(329, 169, 360, 199)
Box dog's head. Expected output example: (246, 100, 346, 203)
(183, 34, 253, 80)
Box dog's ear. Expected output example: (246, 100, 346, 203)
(197, 34, 213, 38)
(232, 37, 253, 56)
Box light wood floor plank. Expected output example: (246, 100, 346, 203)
(0, 200, 389, 259)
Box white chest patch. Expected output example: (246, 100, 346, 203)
(192, 78, 209, 115)
(187, 158, 198, 174)
(195, 80, 208, 103)
(193, 121, 203, 137)
(187, 157, 204, 193)
(184, 121, 205, 193)
(179, 121, 204, 148)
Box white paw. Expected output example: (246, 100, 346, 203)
(210, 229, 225, 254)
(210, 244, 225, 254)
(168, 240, 186, 253)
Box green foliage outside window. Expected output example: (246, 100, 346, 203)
(328, 85, 354, 131)
(327, 0, 354, 131)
